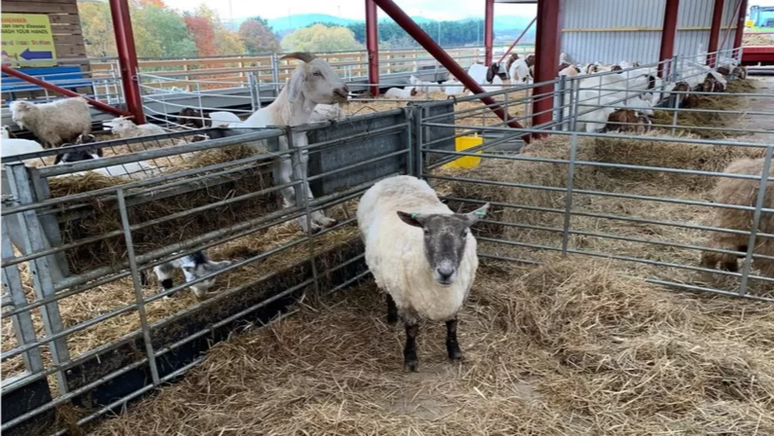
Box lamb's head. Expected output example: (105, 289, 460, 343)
(397, 203, 490, 286)
(180, 258, 233, 295)
(55, 145, 102, 165)
(10, 101, 36, 126)
(282, 52, 349, 106)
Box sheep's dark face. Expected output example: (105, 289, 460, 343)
(55, 146, 102, 165)
(397, 204, 489, 286)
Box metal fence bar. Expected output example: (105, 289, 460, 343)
(738, 146, 774, 296)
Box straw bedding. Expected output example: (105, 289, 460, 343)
(652, 79, 758, 139)
(91, 257, 774, 435)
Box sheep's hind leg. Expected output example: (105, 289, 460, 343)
(386, 294, 398, 325)
(445, 317, 463, 361)
(403, 321, 419, 372)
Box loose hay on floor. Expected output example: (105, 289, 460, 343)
(652, 79, 757, 139)
(91, 257, 774, 436)
(435, 133, 771, 297)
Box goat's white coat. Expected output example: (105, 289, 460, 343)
(105, 117, 166, 139)
(357, 175, 479, 323)
(9, 97, 91, 147)
(384, 87, 416, 99)
(209, 111, 242, 127)
(508, 58, 531, 83)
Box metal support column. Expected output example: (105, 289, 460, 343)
(733, 0, 748, 59)
(366, 0, 380, 97)
(372, 0, 530, 143)
(707, 0, 725, 67)
(531, 0, 561, 138)
(484, 0, 495, 66)
(658, 0, 681, 79)
(109, 0, 145, 124)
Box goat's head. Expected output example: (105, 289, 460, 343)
(525, 54, 536, 67)
(702, 74, 718, 93)
(486, 63, 499, 83)
(281, 52, 349, 105)
(717, 66, 731, 77)
(611, 65, 622, 72)
(54, 145, 103, 165)
(559, 62, 572, 71)
(506, 53, 519, 70)
(180, 256, 233, 296)
(410, 87, 419, 97)
(396, 203, 489, 286)
(74, 134, 97, 145)
(605, 109, 639, 132)
(732, 66, 747, 80)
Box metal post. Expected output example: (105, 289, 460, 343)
(484, 0, 495, 66)
(531, 0, 562, 138)
(372, 0, 530, 143)
(561, 79, 581, 256)
(271, 53, 281, 96)
(2, 224, 44, 375)
(738, 146, 773, 296)
(5, 163, 70, 394)
(658, 0, 680, 79)
(366, 0, 380, 97)
(116, 188, 161, 386)
(707, 0, 726, 67)
(671, 55, 680, 135)
(287, 128, 320, 295)
(554, 74, 567, 131)
(732, 0, 748, 60)
(109, 0, 145, 123)
(248, 72, 259, 111)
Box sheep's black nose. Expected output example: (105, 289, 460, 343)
(436, 266, 454, 282)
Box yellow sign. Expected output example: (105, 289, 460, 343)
(1, 14, 57, 67)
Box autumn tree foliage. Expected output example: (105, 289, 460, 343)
(281, 24, 362, 53)
(238, 17, 281, 55)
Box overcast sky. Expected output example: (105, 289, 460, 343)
(161, 0, 536, 21)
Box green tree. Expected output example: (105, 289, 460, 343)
(281, 24, 362, 53)
(238, 17, 281, 55)
(134, 4, 197, 58)
(79, 2, 116, 58)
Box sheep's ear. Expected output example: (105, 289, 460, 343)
(462, 203, 490, 226)
(396, 211, 425, 228)
(286, 73, 305, 102)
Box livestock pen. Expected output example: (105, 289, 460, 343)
(2, 58, 774, 435)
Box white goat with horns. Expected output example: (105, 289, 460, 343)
(237, 52, 350, 233)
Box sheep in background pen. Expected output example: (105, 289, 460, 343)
(236, 52, 349, 234)
(138, 250, 234, 299)
(384, 87, 419, 99)
(9, 97, 91, 148)
(104, 116, 167, 139)
(700, 157, 774, 276)
(357, 175, 489, 371)
(177, 107, 212, 128)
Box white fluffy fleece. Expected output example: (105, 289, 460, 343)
(357, 175, 479, 323)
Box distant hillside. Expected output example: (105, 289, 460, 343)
(227, 13, 534, 34)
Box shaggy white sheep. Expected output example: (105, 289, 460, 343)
(237, 52, 349, 234)
(104, 117, 166, 139)
(357, 175, 489, 371)
(9, 97, 91, 148)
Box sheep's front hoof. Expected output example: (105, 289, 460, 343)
(386, 311, 399, 325)
(404, 358, 418, 372)
(448, 348, 464, 362)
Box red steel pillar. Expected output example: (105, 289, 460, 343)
(109, 0, 145, 123)
(371, 0, 529, 142)
(733, 0, 748, 59)
(707, 0, 725, 67)
(365, 0, 380, 97)
(658, 0, 680, 79)
(531, 0, 561, 137)
(484, 0, 495, 65)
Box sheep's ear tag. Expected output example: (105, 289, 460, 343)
(474, 210, 486, 217)
(411, 213, 419, 218)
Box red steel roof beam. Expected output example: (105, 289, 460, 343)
(531, 0, 561, 140)
(371, 0, 530, 143)
(733, 0, 748, 59)
(497, 16, 537, 65)
(484, 0, 495, 65)
(366, 0, 380, 97)
(707, 0, 725, 67)
(1, 66, 129, 118)
(658, 0, 681, 79)
(109, 0, 145, 124)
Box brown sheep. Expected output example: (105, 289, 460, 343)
(700, 157, 774, 275)
(177, 107, 211, 128)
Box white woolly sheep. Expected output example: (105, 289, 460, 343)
(104, 117, 166, 139)
(238, 52, 349, 234)
(357, 175, 489, 371)
(700, 157, 774, 276)
(10, 97, 91, 148)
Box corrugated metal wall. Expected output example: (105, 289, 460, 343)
(561, 0, 739, 65)
(561, 0, 667, 64)
(674, 0, 740, 60)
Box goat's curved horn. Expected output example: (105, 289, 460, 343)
(280, 52, 317, 63)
